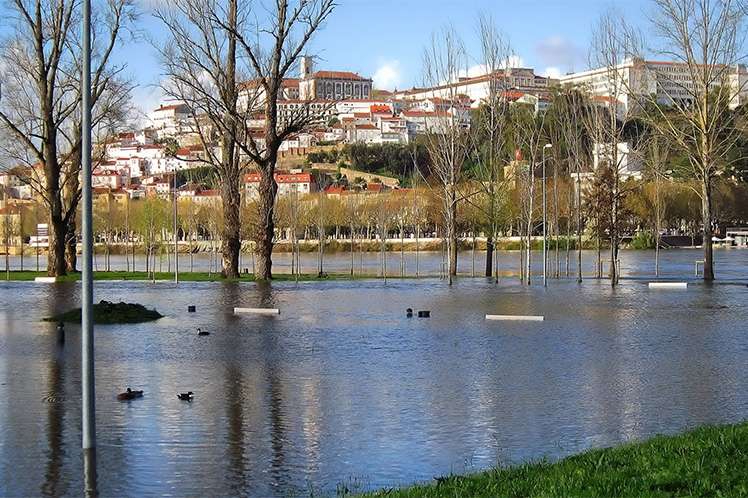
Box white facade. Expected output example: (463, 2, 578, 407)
(244, 172, 316, 200)
(150, 103, 196, 138)
(560, 58, 748, 112)
(393, 68, 556, 104)
(298, 57, 373, 101)
(593, 142, 643, 179)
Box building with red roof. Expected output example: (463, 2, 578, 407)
(298, 56, 373, 101)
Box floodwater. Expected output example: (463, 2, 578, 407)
(1, 248, 748, 497)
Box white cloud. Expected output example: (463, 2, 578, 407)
(543, 67, 562, 79)
(457, 56, 527, 81)
(535, 36, 585, 73)
(373, 59, 402, 91)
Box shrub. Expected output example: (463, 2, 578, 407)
(630, 233, 656, 249)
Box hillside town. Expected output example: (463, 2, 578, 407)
(2, 10, 748, 286)
(3, 56, 747, 222)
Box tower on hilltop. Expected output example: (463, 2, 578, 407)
(300, 55, 313, 80)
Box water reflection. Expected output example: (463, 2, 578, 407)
(2, 250, 748, 496)
(42, 348, 66, 497)
(83, 449, 98, 498)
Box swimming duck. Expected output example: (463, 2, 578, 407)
(177, 391, 194, 401)
(197, 328, 209, 336)
(117, 388, 144, 400)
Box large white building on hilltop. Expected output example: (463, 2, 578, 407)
(393, 68, 557, 106)
(298, 56, 373, 101)
(150, 103, 197, 139)
(560, 57, 748, 112)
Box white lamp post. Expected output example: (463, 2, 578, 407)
(542, 143, 552, 287)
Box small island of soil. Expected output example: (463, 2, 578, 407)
(46, 300, 163, 324)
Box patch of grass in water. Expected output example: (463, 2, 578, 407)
(45, 300, 163, 324)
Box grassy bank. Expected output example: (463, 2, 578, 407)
(356, 421, 748, 497)
(0, 270, 366, 282)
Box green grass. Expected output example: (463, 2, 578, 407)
(357, 421, 748, 497)
(0, 270, 369, 282)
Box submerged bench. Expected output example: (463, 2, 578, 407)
(234, 307, 280, 315)
(648, 282, 688, 289)
(486, 314, 544, 321)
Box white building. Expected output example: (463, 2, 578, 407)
(298, 56, 373, 101)
(393, 68, 556, 104)
(150, 103, 196, 139)
(238, 78, 300, 111)
(593, 142, 644, 179)
(244, 172, 317, 200)
(560, 57, 748, 112)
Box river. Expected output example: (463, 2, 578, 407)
(1, 248, 747, 496)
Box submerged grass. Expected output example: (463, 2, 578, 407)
(45, 301, 163, 324)
(358, 421, 748, 497)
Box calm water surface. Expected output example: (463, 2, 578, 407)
(1, 249, 748, 497)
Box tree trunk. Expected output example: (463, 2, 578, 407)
(255, 161, 278, 279)
(220, 174, 241, 279)
(702, 177, 714, 280)
(610, 177, 619, 286)
(66, 217, 78, 272)
(449, 191, 457, 278)
(485, 238, 494, 277)
(48, 217, 67, 277)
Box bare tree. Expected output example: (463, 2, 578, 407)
(467, 13, 514, 282)
(646, 134, 673, 276)
(156, 0, 245, 278)
(238, 0, 334, 280)
(551, 85, 594, 282)
(156, 0, 334, 280)
(644, 0, 748, 280)
(586, 7, 644, 286)
(420, 26, 471, 285)
(0, 0, 136, 277)
(508, 102, 549, 284)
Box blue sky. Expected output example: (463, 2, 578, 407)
(130, 0, 651, 116)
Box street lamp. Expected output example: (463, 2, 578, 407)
(542, 143, 552, 287)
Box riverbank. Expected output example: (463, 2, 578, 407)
(0, 270, 367, 282)
(357, 421, 748, 497)
(2, 235, 634, 257)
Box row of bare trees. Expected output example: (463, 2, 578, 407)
(418, 0, 747, 285)
(1, 0, 745, 284)
(0, 0, 335, 280)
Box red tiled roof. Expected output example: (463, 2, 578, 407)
(313, 70, 368, 80)
(326, 185, 345, 194)
(154, 103, 188, 112)
(593, 95, 623, 104)
(244, 173, 312, 183)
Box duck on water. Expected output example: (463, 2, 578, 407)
(117, 388, 144, 400)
